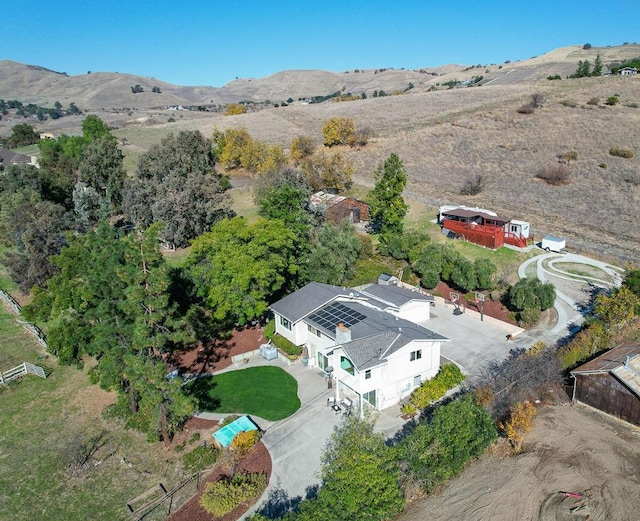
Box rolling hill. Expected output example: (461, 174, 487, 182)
(1, 44, 639, 261)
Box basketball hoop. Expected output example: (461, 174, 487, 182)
(475, 292, 485, 321)
(449, 292, 459, 303)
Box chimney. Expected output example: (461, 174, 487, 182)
(335, 322, 351, 344)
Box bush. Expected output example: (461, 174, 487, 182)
(224, 103, 248, 115)
(516, 103, 534, 114)
(508, 277, 555, 312)
(199, 472, 268, 517)
(559, 151, 578, 163)
(587, 97, 600, 106)
(459, 174, 485, 195)
(605, 95, 619, 106)
(518, 307, 541, 328)
(182, 444, 219, 472)
(230, 430, 261, 454)
(547, 74, 561, 80)
(500, 401, 536, 452)
(609, 147, 634, 158)
(536, 164, 571, 185)
(265, 321, 302, 357)
(400, 395, 497, 493)
(559, 99, 578, 108)
(322, 117, 355, 147)
(218, 416, 239, 429)
(409, 363, 464, 410)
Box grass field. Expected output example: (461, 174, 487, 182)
(184, 366, 301, 421)
(0, 268, 187, 521)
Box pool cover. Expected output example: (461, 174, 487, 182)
(212, 415, 258, 447)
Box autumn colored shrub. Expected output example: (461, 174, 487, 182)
(500, 401, 537, 452)
(322, 117, 355, 147)
(224, 103, 248, 115)
(230, 430, 261, 454)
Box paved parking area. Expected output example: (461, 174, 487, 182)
(426, 303, 519, 380)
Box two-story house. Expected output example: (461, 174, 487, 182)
(269, 281, 448, 412)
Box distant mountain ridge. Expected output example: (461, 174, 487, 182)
(1, 44, 638, 109)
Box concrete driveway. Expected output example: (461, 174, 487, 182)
(425, 304, 519, 380)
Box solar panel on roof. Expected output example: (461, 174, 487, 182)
(307, 301, 367, 331)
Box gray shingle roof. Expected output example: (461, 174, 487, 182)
(360, 283, 434, 308)
(269, 282, 349, 323)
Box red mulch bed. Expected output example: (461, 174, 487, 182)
(435, 282, 518, 326)
(167, 328, 272, 520)
(169, 442, 272, 521)
(169, 326, 266, 375)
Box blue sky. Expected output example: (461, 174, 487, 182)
(1, 1, 637, 87)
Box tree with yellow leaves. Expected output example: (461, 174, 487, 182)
(224, 103, 247, 116)
(501, 401, 536, 452)
(322, 117, 355, 147)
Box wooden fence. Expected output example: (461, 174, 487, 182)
(0, 287, 48, 348)
(0, 362, 47, 385)
(128, 468, 212, 520)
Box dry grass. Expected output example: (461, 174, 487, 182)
(2, 49, 639, 262)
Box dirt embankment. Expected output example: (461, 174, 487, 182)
(399, 404, 640, 521)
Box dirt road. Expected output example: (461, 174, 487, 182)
(398, 405, 640, 521)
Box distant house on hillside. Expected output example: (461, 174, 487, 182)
(309, 191, 370, 225)
(570, 343, 640, 427)
(0, 147, 38, 169)
(439, 205, 532, 249)
(619, 67, 638, 76)
(270, 280, 445, 412)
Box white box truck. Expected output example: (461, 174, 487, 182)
(541, 236, 566, 253)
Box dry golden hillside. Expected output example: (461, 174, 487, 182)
(2, 45, 639, 261)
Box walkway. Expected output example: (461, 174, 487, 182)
(516, 252, 623, 343)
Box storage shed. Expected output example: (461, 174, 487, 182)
(570, 343, 640, 426)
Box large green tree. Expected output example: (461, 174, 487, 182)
(307, 220, 362, 285)
(6, 123, 39, 148)
(186, 217, 299, 327)
(368, 153, 408, 239)
(122, 130, 231, 248)
(24, 223, 196, 441)
(300, 415, 404, 521)
(400, 395, 497, 492)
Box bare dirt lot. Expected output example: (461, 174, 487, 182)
(399, 404, 640, 521)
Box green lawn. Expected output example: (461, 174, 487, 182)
(185, 366, 301, 421)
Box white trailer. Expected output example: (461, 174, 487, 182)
(541, 235, 566, 252)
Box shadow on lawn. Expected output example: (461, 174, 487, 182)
(183, 376, 221, 411)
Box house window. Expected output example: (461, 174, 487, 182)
(365, 369, 371, 379)
(363, 389, 376, 407)
(410, 349, 422, 361)
(317, 353, 328, 371)
(340, 356, 355, 376)
(307, 324, 322, 338)
(280, 316, 291, 331)
(511, 224, 518, 233)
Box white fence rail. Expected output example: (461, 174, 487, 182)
(0, 287, 48, 348)
(0, 362, 46, 385)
